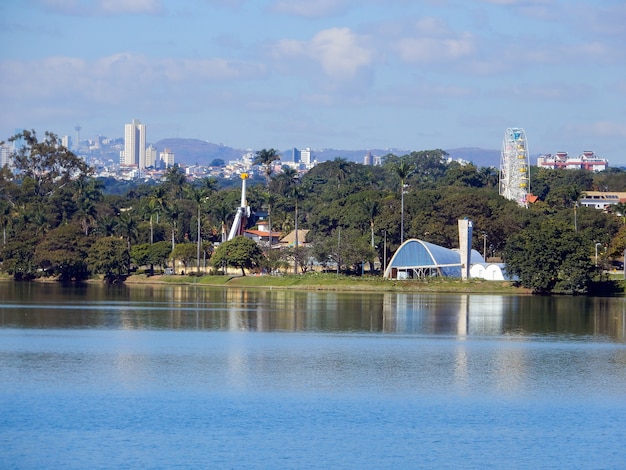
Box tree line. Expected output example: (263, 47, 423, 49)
(2, 130, 626, 293)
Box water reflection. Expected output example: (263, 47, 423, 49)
(0, 283, 625, 342)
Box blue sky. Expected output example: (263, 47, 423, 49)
(1, 0, 625, 163)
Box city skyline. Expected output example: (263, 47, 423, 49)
(1, 1, 624, 163)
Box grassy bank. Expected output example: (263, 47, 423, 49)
(124, 272, 531, 294)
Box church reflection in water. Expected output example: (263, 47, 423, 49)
(2, 284, 625, 342)
(211, 288, 626, 342)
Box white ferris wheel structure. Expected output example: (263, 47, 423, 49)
(499, 127, 530, 207)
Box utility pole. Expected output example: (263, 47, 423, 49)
(483, 232, 487, 261)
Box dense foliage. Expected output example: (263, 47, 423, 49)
(504, 220, 597, 294)
(1, 129, 626, 292)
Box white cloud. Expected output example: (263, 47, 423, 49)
(310, 28, 373, 78)
(0, 54, 263, 106)
(37, 0, 164, 15)
(394, 32, 476, 63)
(269, 0, 353, 18)
(270, 27, 373, 80)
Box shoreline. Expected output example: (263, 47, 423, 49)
(8, 272, 623, 295)
(120, 272, 532, 294)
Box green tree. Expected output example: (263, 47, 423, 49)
(131, 241, 172, 275)
(88, 237, 130, 282)
(360, 197, 380, 248)
(254, 149, 281, 247)
(185, 181, 216, 273)
(142, 198, 160, 244)
(115, 211, 138, 252)
(609, 202, 626, 225)
(34, 224, 91, 281)
(172, 242, 198, 273)
(254, 148, 280, 186)
(211, 235, 265, 276)
(503, 219, 597, 294)
(0, 201, 10, 245)
(163, 164, 187, 200)
(310, 228, 376, 274)
(393, 159, 413, 244)
(73, 177, 103, 235)
(0, 236, 38, 280)
(8, 130, 92, 198)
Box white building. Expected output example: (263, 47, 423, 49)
(0, 144, 11, 167)
(579, 191, 626, 210)
(363, 151, 372, 165)
(123, 119, 146, 167)
(61, 135, 72, 150)
(300, 148, 311, 166)
(145, 145, 157, 168)
(537, 151, 608, 172)
(160, 148, 175, 168)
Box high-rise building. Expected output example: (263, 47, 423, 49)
(61, 135, 72, 149)
(0, 144, 11, 168)
(160, 148, 175, 168)
(145, 145, 157, 168)
(291, 148, 312, 167)
(363, 151, 372, 165)
(123, 119, 146, 167)
(300, 148, 311, 166)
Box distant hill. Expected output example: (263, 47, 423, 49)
(151, 138, 504, 168)
(153, 138, 244, 166)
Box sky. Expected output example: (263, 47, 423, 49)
(1, 0, 625, 163)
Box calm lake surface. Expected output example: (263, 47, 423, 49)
(1, 282, 626, 469)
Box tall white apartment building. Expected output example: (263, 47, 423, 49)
(145, 145, 157, 168)
(61, 135, 72, 150)
(160, 148, 175, 168)
(0, 144, 11, 168)
(123, 119, 146, 167)
(300, 148, 311, 166)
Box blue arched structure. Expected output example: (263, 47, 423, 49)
(383, 239, 466, 279)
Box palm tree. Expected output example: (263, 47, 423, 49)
(32, 204, 51, 237)
(287, 174, 302, 274)
(211, 202, 231, 243)
(185, 185, 213, 273)
(254, 148, 280, 186)
(254, 149, 281, 250)
(163, 164, 187, 200)
(332, 157, 349, 190)
(95, 214, 116, 237)
(361, 198, 380, 248)
(115, 211, 138, 252)
(393, 160, 413, 245)
(142, 199, 160, 244)
(164, 202, 180, 252)
(0, 201, 12, 246)
(151, 186, 168, 224)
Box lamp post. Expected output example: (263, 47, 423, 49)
(482, 232, 487, 261)
(383, 230, 387, 274)
(595, 242, 602, 266)
(401, 184, 406, 244)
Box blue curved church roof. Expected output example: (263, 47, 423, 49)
(387, 239, 462, 277)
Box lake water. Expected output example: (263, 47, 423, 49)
(1, 282, 626, 469)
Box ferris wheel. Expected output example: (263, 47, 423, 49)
(499, 127, 529, 207)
